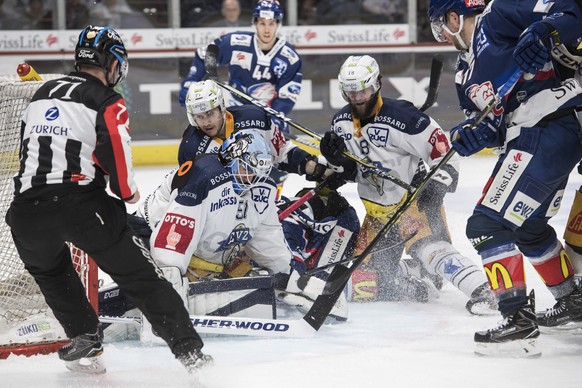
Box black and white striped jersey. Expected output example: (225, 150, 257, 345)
(14, 72, 138, 200)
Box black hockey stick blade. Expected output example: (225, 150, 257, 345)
(419, 55, 444, 112)
(320, 148, 457, 296)
(204, 43, 219, 81)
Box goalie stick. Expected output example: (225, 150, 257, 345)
(203, 43, 413, 192)
(100, 313, 316, 338)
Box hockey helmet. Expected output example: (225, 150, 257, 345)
(185, 80, 226, 127)
(252, 0, 284, 24)
(428, 0, 486, 42)
(337, 55, 381, 102)
(220, 129, 273, 195)
(75, 25, 128, 87)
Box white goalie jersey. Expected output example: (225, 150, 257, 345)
(331, 97, 460, 206)
(136, 155, 292, 276)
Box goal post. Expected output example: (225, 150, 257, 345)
(0, 72, 98, 359)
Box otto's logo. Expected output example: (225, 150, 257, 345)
(45, 107, 59, 121)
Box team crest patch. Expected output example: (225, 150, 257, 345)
(250, 185, 272, 214)
(154, 213, 195, 254)
(366, 126, 389, 147)
(467, 81, 504, 116)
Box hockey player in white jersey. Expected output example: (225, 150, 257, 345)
(319, 55, 495, 314)
(178, 0, 301, 130)
(129, 129, 348, 321)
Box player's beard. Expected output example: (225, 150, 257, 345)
(350, 93, 379, 120)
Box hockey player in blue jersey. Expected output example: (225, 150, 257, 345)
(428, 0, 582, 357)
(179, 79, 333, 187)
(178, 0, 301, 123)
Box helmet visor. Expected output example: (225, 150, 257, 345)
(430, 14, 449, 43)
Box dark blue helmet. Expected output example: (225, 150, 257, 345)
(252, 0, 284, 24)
(427, 0, 486, 42)
(75, 25, 129, 87)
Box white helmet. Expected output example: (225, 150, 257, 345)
(220, 129, 273, 194)
(185, 80, 225, 126)
(337, 55, 381, 102)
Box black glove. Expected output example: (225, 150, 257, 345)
(415, 166, 456, 212)
(300, 155, 328, 182)
(320, 132, 357, 179)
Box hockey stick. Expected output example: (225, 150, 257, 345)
(300, 69, 524, 330)
(100, 313, 316, 338)
(303, 231, 419, 276)
(418, 55, 443, 112)
(203, 43, 413, 192)
(278, 179, 329, 220)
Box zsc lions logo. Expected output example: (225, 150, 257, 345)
(45, 107, 59, 121)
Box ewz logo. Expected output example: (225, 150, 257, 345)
(512, 201, 535, 219)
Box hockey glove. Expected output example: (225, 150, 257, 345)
(449, 117, 499, 157)
(514, 22, 559, 75)
(271, 117, 290, 135)
(300, 154, 328, 182)
(320, 132, 357, 179)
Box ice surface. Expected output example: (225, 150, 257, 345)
(3, 155, 582, 388)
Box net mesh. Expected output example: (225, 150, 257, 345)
(0, 74, 96, 354)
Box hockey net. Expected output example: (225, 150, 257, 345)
(0, 74, 98, 359)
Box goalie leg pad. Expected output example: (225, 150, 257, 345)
(284, 271, 348, 320)
(188, 276, 276, 319)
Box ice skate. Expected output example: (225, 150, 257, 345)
(474, 291, 540, 358)
(174, 339, 214, 373)
(58, 331, 106, 374)
(537, 283, 582, 330)
(466, 283, 498, 316)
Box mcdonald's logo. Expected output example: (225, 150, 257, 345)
(353, 280, 378, 302)
(560, 249, 573, 279)
(484, 263, 513, 290)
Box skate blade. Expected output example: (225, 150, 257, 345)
(64, 356, 106, 374)
(474, 338, 541, 359)
(539, 320, 582, 334)
(467, 302, 500, 316)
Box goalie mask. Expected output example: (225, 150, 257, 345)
(75, 25, 129, 87)
(428, 0, 486, 48)
(185, 80, 226, 136)
(220, 129, 273, 195)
